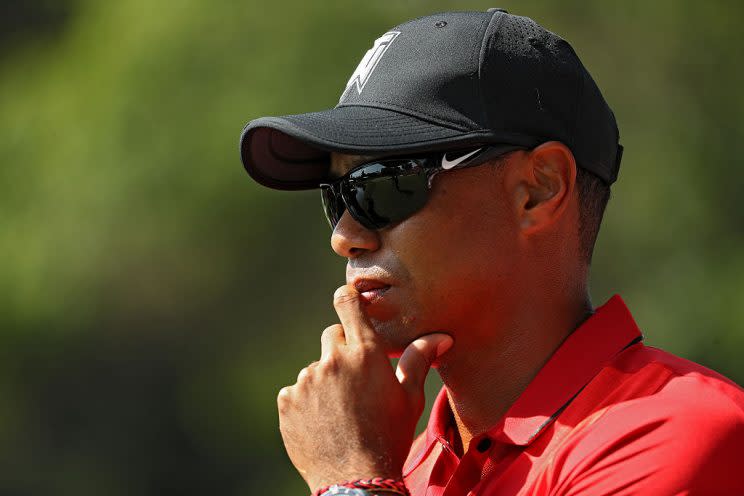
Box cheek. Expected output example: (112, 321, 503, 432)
(390, 180, 519, 322)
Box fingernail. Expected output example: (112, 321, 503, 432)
(436, 336, 454, 357)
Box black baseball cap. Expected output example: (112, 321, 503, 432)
(239, 8, 623, 190)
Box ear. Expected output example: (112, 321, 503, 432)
(511, 141, 577, 234)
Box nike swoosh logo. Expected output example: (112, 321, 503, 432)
(441, 148, 483, 170)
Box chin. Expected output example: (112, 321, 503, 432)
(370, 318, 417, 357)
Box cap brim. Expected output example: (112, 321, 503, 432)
(240, 105, 504, 191)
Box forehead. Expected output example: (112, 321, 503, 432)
(329, 152, 381, 178)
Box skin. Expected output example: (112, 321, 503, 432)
(277, 141, 594, 492)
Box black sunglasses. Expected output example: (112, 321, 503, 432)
(319, 145, 524, 230)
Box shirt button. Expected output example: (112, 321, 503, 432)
(476, 437, 492, 453)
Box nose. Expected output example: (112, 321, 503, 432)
(330, 210, 381, 258)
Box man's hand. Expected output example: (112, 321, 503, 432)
(277, 284, 453, 493)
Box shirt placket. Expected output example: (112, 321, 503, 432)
(440, 435, 509, 496)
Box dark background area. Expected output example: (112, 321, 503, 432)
(0, 0, 742, 494)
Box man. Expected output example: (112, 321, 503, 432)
(239, 9, 744, 496)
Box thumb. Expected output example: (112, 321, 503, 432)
(395, 333, 453, 401)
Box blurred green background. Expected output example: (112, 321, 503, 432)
(0, 0, 742, 494)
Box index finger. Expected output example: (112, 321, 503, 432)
(333, 284, 380, 348)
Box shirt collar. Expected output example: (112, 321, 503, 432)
(422, 294, 643, 451)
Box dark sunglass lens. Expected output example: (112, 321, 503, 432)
(320, 185, 344, 228)
(345, 169, 429, 229)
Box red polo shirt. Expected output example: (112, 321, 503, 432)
(402, 295, 744, 495)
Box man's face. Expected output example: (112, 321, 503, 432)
(330, 151, 525, 357)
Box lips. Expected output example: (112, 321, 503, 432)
(354, 279, 390, 293)
(353, 278, 392, 304)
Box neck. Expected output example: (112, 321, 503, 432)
(435, 288, 593, 456)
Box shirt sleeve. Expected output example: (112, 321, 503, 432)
(539, 383, 744, 495)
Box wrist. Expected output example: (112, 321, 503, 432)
(313, 477, 409, 496)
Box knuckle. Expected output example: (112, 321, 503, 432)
(321, 324, 343, 339)
(277, 386, 292, 408)
(296, 361, 320, 383)
(319, 353, 341, 372)
(296, 367, 309, 383)
(297, 362, 317, 383)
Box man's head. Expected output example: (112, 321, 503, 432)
(325, 141, 609, 355)
(238, 9, 620, 354)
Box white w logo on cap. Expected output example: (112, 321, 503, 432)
(340, 31, 400, 102)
